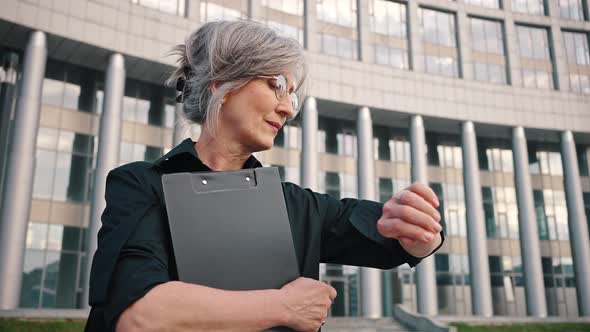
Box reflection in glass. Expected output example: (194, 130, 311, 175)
(19, 250, 45, 308)
(33, 150, 56, 199)
(26, 223, 49, 250)
(200, 1, 247, 21)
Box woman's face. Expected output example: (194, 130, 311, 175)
(216, 72, 297, 152)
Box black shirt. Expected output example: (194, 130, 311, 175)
(84, 138, 444, 331)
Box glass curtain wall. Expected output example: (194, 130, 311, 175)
(478, 139, 526, 316)
(260, 0, 304, 45)
(20, 61, 102, 308)
(427, 133, 471, 316)
(317, 116, 359, 317)
(529, 144, 579, 317)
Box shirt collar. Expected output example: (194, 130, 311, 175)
(153, 138, 263, 173)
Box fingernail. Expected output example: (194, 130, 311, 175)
(434, 211, 441, 221)
(423, 232, 434, 242)
(434, 223, 442, 232)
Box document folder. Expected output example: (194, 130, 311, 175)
(162, 167, 299, 331)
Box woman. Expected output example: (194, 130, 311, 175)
(85, 20, 444, 332)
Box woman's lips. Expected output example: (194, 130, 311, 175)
(266, 121, 281, 131)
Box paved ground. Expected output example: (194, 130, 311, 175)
(322, 317, 419, 332)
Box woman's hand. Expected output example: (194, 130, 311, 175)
(377, 181, 443, 258)
(278, 277, 337, 332)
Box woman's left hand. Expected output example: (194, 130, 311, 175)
(376, 181, 443, 258)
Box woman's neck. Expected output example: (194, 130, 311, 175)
(194, 128, 251, 171)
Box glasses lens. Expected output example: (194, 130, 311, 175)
(275, 75, 287, 98)
(290, 93, 299, 111)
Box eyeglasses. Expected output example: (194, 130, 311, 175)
(257, 74, 299, 119)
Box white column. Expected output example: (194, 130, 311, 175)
(0, 31, 47, 310)
(356, 0, 372, 63)
(461, 121, 492, 316)
(410, 115, 438, 315)
(301, 97, 318, 190)
(512, 126, 547, 317)
(82, 53, 125, 307)
(407, 1, 424, 72)
(357, 106, 382, 318)
(560, 131, 590, 316)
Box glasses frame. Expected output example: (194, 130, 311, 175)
(256, 74, 299, 119)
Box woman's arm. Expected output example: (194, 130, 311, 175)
(116, 278, 337, 332)
(116, 281, 283, 332)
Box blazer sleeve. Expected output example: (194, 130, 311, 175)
(314, 191, 444, 269)
(87, 164, 173, 331)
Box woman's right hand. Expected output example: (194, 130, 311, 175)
(278, 277, 337, 332)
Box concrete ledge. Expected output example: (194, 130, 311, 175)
(437, 315, 590, 324)
(0, 309, 89, 320)
(393, 304, 457, 332)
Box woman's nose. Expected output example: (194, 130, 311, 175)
(277, 95, 295, 118)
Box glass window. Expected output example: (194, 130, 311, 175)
(516, 25, 555, 90)
(469, 17, 507, 84)
(419, 8, 459, 78)
(131, 0, 186, 16)
(512, 0, 545, 15)
(558, 0, 585, 20)
(262, 0, 303, 15)
(62, 82, 80, 110)
(320, 33, 358, 60)
(32, 150, 57, 199)
(42, 79, 64, 107)
(563, 31, 590, 94)
(200, 0, 247, 21)
(317, 0, 356, 27)
(26, 223, 49, 250)
(19, 249, 45, 308)
(369, 0, 406, 37)
(464, 0, 501, 8)
(261, 0, 304, 45)
(316, 0, 358, 60)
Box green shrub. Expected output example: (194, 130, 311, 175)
(0, 319, 86, 332)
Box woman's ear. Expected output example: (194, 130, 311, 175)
(210, 81, 222, 95)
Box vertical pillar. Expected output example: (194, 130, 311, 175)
(512, 126, 547, 317)
(560, 131, 590, 316)
(503, 0, 523, 86)
(303, 0, 319, 53)
(407, 1, 424, 72)
(357, 106, 382, 318)
(0, 31, 47, 309)
(356, 0, 372, 63)
(301, 97, 318, 190)
(82, 53, 125, 307)
(410, 115, 438, 315)
(456, 5, 473, 80)
(248, 0, 262, 21)
(461, 121, 493, 316)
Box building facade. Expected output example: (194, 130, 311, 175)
(0, 0, 589, 320)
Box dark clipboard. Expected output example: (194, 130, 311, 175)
(162, 167, 299, 332)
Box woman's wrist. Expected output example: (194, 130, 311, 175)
(270, 288, 292, 328)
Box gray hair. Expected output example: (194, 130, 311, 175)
(166, 20, 308, 133)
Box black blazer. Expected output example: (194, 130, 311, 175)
(84, 138, 443, 331)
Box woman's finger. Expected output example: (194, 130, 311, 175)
(390, 203, 442, 234)
(378, 218, 437, 243)
(395, 190, 441, 225)
(406, 182, 439, 207)
(399, 237, 416, 247)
